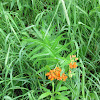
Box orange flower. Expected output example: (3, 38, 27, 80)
(45, 67, 68, 81)
(69, 63, 73, 69)
(75, 58, 78, 61)
(70, 55, 78, 61)
(45, 72, 50, 76)
(73, 62, 77, 68)
(72, 55, 76, 58)
(69, 55, 78, 69)
(69, 62, 77, 69)
(61, 73, 68, 81)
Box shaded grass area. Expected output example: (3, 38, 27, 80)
(0, 0, 100, 100)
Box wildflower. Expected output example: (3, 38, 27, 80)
(73, 62, 77, 68)
(75, 58, 78, 61)
(69, 62, 77, 69)
(70, 55, 78, 61)
(61, 73, 68, 81)
(69, 63, 73, 69)
(72, 55, 76, 58)
(69, 55, 78, 69)
(45, 67, 68, 81)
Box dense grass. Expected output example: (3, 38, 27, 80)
(0, 0, 100, 100)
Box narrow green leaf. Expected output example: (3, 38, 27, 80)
(30, 53, 50, 60)
(76, 5, 88, 16)
(40, 86, 50, 92)
(55, 81, 63, 92)
(58, 86, 68, 92)
(37, 67, 47, 74)
(5, 44, 10, 65)
(55, 95, 69, 100)
(61, 0, 70, 26)
(38, 92, 51, 100)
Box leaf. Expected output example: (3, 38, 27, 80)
(50, 97, 55, 100)
(61, 91, 70, 96)
(30, 53, 50, 60)
(32, 26, 42, 39)
(76, 5, 88, 17)
(45, 65, 51, 71)
(55, 95, 69, 100)
(38, 92, 51, 100)
(93, 91, 99, 100)
(28, 46, 43, 57)
(58, 86, 68, 92)
(56, 41, 73, 54)
(89, 6, 100, 16)
(17, 0, 22, 10)
(78, 22, 92, 31)
(52, 33, 67, 49)
(55, 81, 63, 92)
(60, 68, 65, 76)
(10, 0, 15, 10)
(40, 86, 50, 92)
(61, 0, 70, 26)
(5, 44, 10, 65)
(35, 11, 45, 26)
(37, 66, 49, 74)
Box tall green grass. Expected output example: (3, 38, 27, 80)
(0, 0, 100, 100)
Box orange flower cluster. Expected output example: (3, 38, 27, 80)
(45, 67, 68, 81)
(70, 55, 78, 61)
(69, 62, 77, 69)
(69, 55, 78, 69)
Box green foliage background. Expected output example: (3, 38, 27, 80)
(0, 0, 100, 100)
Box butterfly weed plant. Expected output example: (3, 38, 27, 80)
(24, 26, 80, 100)
(0, 0, 100, 100)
